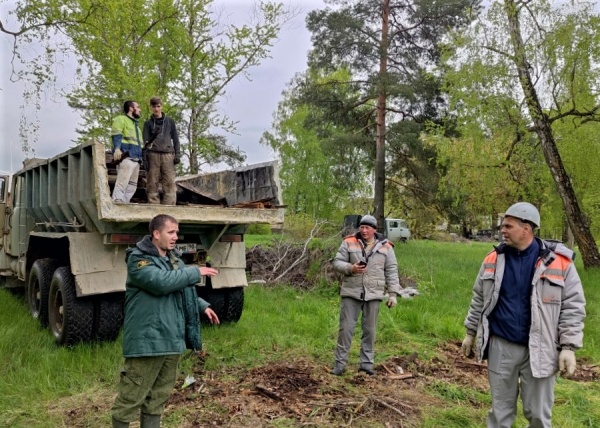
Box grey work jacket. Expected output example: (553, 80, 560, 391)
(333, 233, 401, 301)
(464, 239, 586, 378)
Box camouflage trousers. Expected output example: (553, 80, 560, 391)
(111, 354, 180, 423)
(146, 152, 177, 205)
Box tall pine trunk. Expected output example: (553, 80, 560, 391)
(373, 0, 390, 231)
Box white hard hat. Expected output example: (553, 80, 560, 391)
(504, 202, 540, 228)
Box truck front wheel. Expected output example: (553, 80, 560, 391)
(27, 258, 59, 327)
(48, 266, 94, 346)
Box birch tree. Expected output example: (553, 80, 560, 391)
(443, 0, 600, 267)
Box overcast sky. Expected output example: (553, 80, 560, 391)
(0, 0, 326, 174)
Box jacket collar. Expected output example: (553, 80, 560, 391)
(494, 237, 574, 264)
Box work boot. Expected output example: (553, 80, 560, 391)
(331, 366, 345, 376)
(140, 413, 161, 428)
(358, 367, 375, 376)
(112, 418, 130, 428)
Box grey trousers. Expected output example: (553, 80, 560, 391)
(112, 158, 140, 203)
(334, 297, 381, 371)
(111, 354, 181, 423)
(487, 335, 555, 428)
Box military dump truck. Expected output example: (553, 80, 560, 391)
(0, 140, 284, 346)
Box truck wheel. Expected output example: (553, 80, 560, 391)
(27, 258, 59, 327)
(93, 292, 124, 342)
(197, 286, 225, 323)
(198, 286, 244, 324)
(48, 266, 94, 346)
(224, 287, 244, 323)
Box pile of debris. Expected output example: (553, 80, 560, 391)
(246, 239, 420, 295)
(246, 240, 342, 289)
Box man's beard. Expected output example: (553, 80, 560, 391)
(132, 111, 141, 119)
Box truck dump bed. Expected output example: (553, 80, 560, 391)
(15, 140, 284, 235)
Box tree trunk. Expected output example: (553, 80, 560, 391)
(373, 0, 389, 232)
(563, 214, 575, 249)
(189, 107, 199, 175)
(504, 0, 600, 268)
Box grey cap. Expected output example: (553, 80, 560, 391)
(359, 215, 377, 228)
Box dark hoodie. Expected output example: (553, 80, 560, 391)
(142, 113, 180, 155)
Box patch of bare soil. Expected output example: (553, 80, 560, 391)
(55, 342, 600, 427)
(165, 342, 600, 427)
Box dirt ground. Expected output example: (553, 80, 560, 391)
(53, 341, 598, 427)
(159, 341, 599, 428)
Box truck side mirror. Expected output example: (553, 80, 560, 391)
(0, 176, 6, 203)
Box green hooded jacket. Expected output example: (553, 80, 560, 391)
(122, 235, 210, 357)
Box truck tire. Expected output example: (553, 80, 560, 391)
(48, 266, 94, 346)
(225, 287, 244, 322)
(93, 292, 124, 342)
(197, 286, 244, 324)
(197, 286, 225, 322)
(27, 258, 59, 327)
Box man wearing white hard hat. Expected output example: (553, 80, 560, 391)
(461, 202, 586, 427)
(331, 214, 402, 376)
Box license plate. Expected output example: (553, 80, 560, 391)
(175, 243, 196, 253)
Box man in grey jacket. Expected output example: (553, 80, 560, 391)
(461, 202, 586, 428)
(331, 215, 401, 376)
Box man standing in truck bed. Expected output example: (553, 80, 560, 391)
(112, 100, 144, 203)
(143, 96, 181, 205)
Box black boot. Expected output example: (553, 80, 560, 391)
(112, 418, 130, 428)
(140, 413, 161, 428)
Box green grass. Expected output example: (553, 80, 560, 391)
(1, 239, 599, 426)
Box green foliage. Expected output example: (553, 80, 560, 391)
(440, 0, 600, 248)
(265, 0, 481, 227)
(261, 68, 372, 220)
(3, 0, 287, 170)
(246, 223, 272, 235)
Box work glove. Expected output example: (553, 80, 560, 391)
(113, 148, 122, 161)
(461, 334, 475, 357)
(386, 294, 397, 308)
(174, 155, 181, 165)
(559, 349, 576, 375)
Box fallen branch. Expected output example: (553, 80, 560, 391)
(255, 384, 283, 401)
(388, 373, 414, 380)
(272, 220, 327, 283)
(381, 363, 395, 375)
(371, 397, 407, 417)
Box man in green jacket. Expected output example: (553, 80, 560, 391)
(111, 214, 219, 428)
